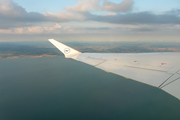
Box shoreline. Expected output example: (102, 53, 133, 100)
(0, 54, 59, 60)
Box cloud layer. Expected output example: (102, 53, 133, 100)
(85, 11, 180, 24)
(66, 0, 101, 12)
(0, 0, 84, 29)
(65, 0, 134, 12)
(102, 0, 134, 12)
(0, 0, 180, 37)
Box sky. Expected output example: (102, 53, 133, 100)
(0, 0, 180, 42)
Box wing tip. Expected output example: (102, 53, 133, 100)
(48, 39, 81, 59)
(48, 39, 55, 42)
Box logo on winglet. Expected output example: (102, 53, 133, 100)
(64, 48, 71, 54)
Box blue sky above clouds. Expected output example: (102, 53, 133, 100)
(0, 0, 180, 42)
(12, 0, 179, 13)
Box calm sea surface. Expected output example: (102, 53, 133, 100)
(0, 57, 180, 120)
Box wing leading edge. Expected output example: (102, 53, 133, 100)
(49, 39, 180, 100)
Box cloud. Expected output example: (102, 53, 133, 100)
(84, 27, 110, 30)
(85, 11, 180, 24)
(0, 0, 45, 22)
(42, 11, 84, 22)
(102, 0, 134, 12)
(66, 0, 100, 12)
(0, 23, 63, 34)
(0, 0, 180, 36)
(0, 0, 83, 29)
(166, 9, 180, 15)
(0, 0, 26, 17)
(106, 12, 117, 16)
(131, 27, 157, 32)
(65, 0, 134, 12)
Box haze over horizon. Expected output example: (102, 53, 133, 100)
(0, 0, 180, 42)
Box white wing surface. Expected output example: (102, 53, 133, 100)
(49, 39, 180, 100)
(49, 39, 81, 59)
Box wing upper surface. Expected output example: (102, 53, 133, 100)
(77, 53, 180, 99)
(49, 39, 180, 100)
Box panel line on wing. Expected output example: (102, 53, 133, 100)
(160, 77, 180, 88)
(125, 65, 169, 73)
(158, 74, 174, 88)
(94, 60, 106, 66)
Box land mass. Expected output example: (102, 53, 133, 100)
(1, 41, 180, 60)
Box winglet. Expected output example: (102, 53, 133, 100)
(49, 39, 81, 59)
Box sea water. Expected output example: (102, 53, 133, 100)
(0, 57, 180, 120)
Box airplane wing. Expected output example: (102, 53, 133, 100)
(49, 39, 180, 100)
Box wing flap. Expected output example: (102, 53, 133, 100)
(162, 78, 180, 100)
(160, 73, 180, 88)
